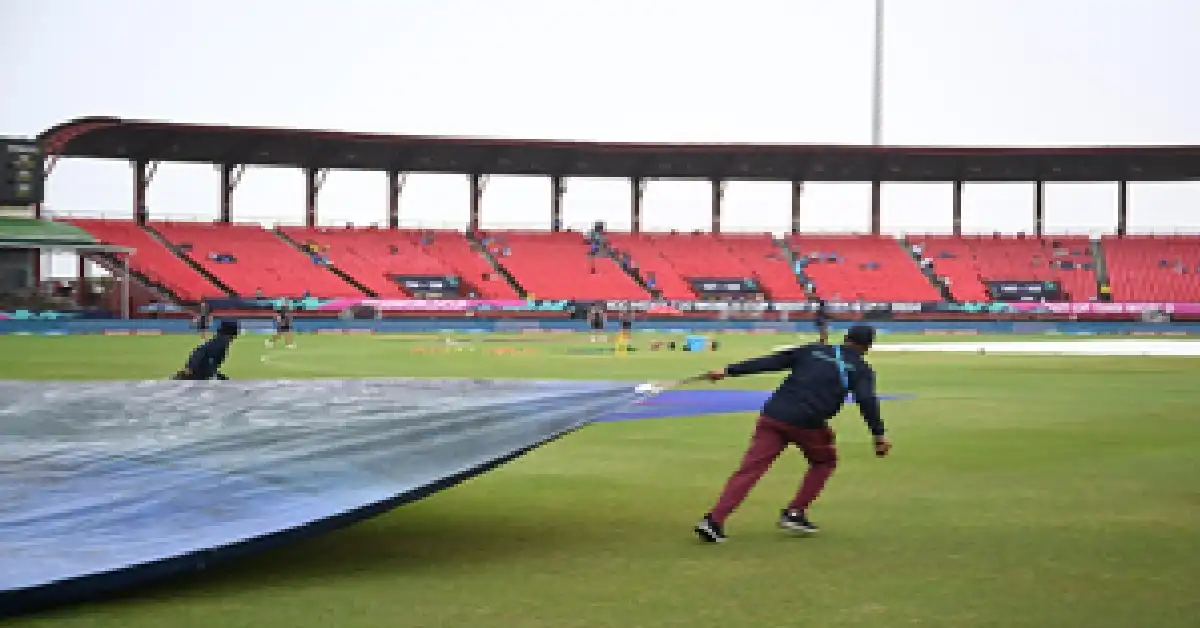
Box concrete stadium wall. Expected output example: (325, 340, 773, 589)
(1, 318, 1198, 336)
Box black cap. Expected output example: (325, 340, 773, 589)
(844, 324, 876, 348)
(217, 320, 240, 337)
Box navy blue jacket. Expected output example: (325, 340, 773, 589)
(724, 342, 884, 436)
(183, 334, 234, 380)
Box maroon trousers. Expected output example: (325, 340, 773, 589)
(710, 415, 838, 525)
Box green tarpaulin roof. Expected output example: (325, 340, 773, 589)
(0, 217, 98, 246)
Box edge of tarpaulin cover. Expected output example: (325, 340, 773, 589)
(0, 414, 598, 618)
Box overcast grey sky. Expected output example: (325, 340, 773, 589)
(4, 0, 1200, 235)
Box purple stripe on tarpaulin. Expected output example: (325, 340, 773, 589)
(600, 389, 914, 422)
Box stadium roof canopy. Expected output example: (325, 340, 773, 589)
(41, 116, 1200, 183)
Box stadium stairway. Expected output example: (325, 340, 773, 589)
(62, 218, 227, 302)
(774, 241, 818, 298)
(141, 223, 238, 297)
(273, 229, 377, 297)
(594, 233, 660, 298)
(899, 237, 956, 302)
(151, 222, 367, 298)
(603, 232, 805, 301)
(787, 235, 943, 302)
(474, 231, 648, 301)
(89, 250, 182, 304)
(466, 233, 527, 297)
(909, 235, 1098, 302)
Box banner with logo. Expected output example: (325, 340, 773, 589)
(315, 299, 570, 312)
(1000, 302, 1200, 315)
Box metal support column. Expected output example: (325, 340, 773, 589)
(952, 180, 964, 236)
(1034, 180, 1045, 238)
(218, 164, 244, 223)
(630, 177, 645, 233)
(132, 160, 158, 225)
(550, 176, 566, 232)
(710, 179, 725, 233)
(1116, 180, 1128, 237)
(304, 169, 328, 228)
(121, 253, 131, 320)
(75, 256, 86, 300)
(305, 168, 326, 228)
(870, 180, 882, 235)
(790, 181, 804, 234)
(469, 174, 488, 233)
(387, 170, 407, 229)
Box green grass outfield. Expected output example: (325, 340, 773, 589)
(2, 332, 1198, 628)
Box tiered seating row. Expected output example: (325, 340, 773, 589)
(910, 236, 1098, 302)
(61, 217, 1200, 304)
(787, 235, 942, 302)
(478, 231, 647, 300)
(150, 222, 359, 298)
(280, 227, 517, 299)
(604, 232, 806, 300)
(1101, 235, 1200, 302)
(63, 219, 223, 301)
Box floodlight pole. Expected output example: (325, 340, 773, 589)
(869, 0, 885, 236)
(871, 0, 885, 148)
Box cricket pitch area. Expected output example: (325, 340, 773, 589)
(0, 331, 1197, 628)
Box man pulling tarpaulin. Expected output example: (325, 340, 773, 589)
(172, 320, 240, 380)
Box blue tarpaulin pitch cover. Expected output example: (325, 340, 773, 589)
(0, 378, 649, 616)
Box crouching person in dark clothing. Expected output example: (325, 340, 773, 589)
(173, 320, 239, 381)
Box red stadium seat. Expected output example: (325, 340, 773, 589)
(1101, 235, 1200, 302)
(605, 232, 806, 300)
(150, 222, 361, 298)
(787, 235, 941, 302)
(479, 230, 649, 301)
(278, 226, 518, 299)
(909, 235, 1097, 302)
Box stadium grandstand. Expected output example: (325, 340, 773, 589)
(10, 117, 1200, 322)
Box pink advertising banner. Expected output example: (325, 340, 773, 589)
(316, 299, 529, 312)
(1002, 302, 1200, 314)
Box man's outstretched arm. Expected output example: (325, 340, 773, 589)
(706, 345, 813, 379)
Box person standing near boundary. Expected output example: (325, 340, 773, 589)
(193, 302, 212, 340)
(616, 303, 634, 354)
(693, 324, 891, 543)
(813, 297, 829, 344)
(587, 303, 607, 343)
(266, 305, 296, 349)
